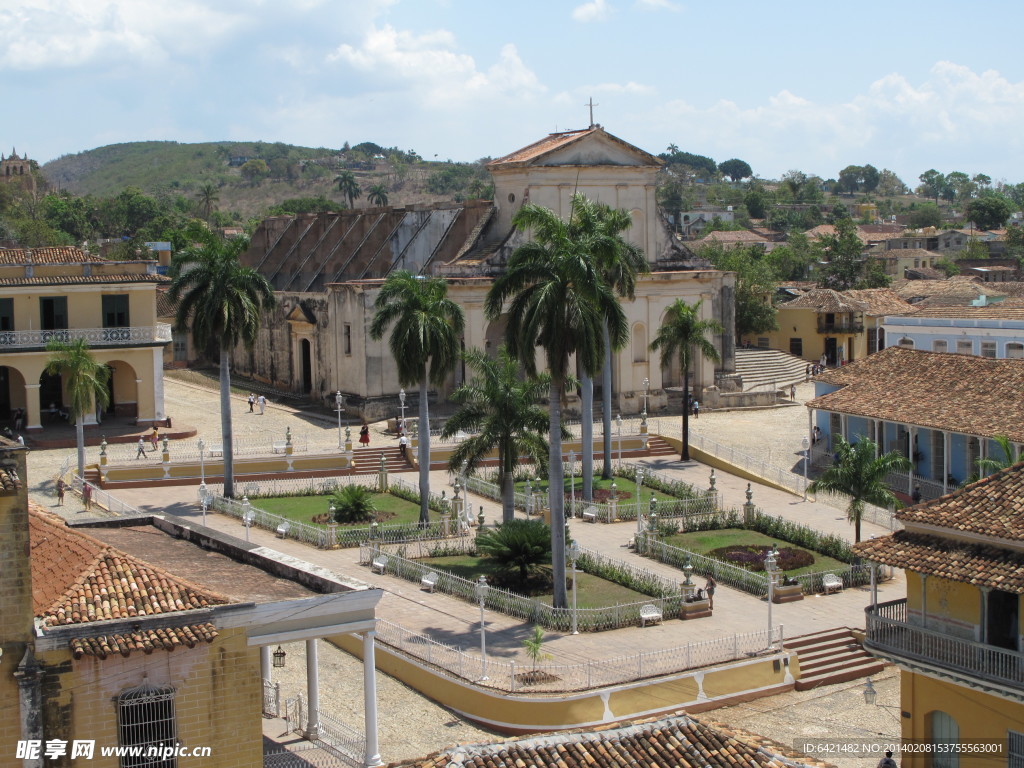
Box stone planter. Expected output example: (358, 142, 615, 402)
(772, 584, 804, 604)
(679, 599, 712, 620)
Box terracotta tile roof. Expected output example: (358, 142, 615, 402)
(993, 282, 1024, 297)
(0, 274, 168, 287)
(903, 267, 946, 280)
(841, 288, 915, 316)
(698, 229, 769, 244)
(853, 530, 1024, 592)
(874, 248, 940, 260)
(488, 127, 662, 168)
(904, 303, 1024, 320)
(807, 346, 1024, 442)
(804, 224, 894, 245)
(781, 288, 867, 313)
(28, 506, 227, 657)
(0, 465, 21, 491)
(0, 246, 105, 265)
(156, 288, 177, 318)
(398, 712, 834, 768)
(894, 278, 1005, 303)
(70, 622, 219, 660)
(897, 461, 1024, 541)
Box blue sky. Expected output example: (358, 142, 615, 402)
(3, 0, 1024, 186)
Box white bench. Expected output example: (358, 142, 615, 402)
(420, 572, 439, 592)
(822, 574, 843, 594)
(272, 441, 287, 454)
(640, 603, 663, 627)
(371, 555, 389, 574)
(276, 521, 291, 538)
(207, 444, 223, 458)
(582, 506, 598, 523)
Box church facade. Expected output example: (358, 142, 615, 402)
(234, 127, 737, 419)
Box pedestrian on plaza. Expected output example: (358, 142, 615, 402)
(704, 576, 716, 610)
(812, 426, 821, 445)
(150, 426, 159, 451)
(248, 393, 255, 413)
(691, 399, 699, 419)
(56, 477, 66, 506)
(257, 394, 266, 415)
(790, 383, 796, 400)
(13, 407, 23, 431)
(805, 364, 811, 381)
(399, 433, 408, 460)
(877, 751, 897, 768)
(397, 419, 404, 438)
(16, 434, 24, 446)
(82, 482, 92, 511)
(912, 485, 923, 504)
(359, 422, 370, 447)
(136, 437, 147, 459)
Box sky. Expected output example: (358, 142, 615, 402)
(3, 0, 1024, 186)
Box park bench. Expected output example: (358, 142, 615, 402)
(207, 444, 224, 458)
(822, 573, 843, 594)
(272, 440, 288, 454)
(276, 521, 291, 538)
(420, 572, 439, 593)
(639, 603, 663, 627)
(371, 555, 389, 574)
(582, 506, 598, 523)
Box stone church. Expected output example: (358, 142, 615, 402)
(235, 126, 736, 419)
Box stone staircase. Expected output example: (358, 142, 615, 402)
(645, 435, 678, 459)
(351, 445, 412, 474)
(786, 628, 885, 691)
(734, 348, 808, 392)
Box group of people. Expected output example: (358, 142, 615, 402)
(135, 426, 161, 459)
(685, 394, 700, 419)
(247, 393, 268, 415)
(804, 363, 827, 379)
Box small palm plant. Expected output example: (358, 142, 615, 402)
(522, 625, 551, 681)
(331, 484, 376, 524)
(476, 519, 552, 589)
(971, 434, 1020, 482)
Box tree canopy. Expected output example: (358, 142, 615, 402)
(966, 196, 1012, 231)
(718, 158, 752, 181)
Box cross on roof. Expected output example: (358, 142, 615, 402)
(585, 98, 599, 128)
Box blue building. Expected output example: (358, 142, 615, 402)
(807, 346, 1024, 500)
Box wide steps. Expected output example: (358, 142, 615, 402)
(734, 348, 808, 391)
(645, 436, 677, 456)
(351, 446, 410, 472)
(786, 628, 885, 691)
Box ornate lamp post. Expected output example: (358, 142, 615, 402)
(197, 437, 207, 502)
(242, 496, 254, 542)
(802, 436, 810, 501)
(765, 545, 780, 647)
(642, 377, 650, 417)
(568, 449, 576, 520)
(398, 388, 407, 431)
(475, 575, 489, 680)
(568, 539, 581, 635)
(616, 413, 623, 469)
(635, 467, 646, 534)
(335, 391, 345, 449)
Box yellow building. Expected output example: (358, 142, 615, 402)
(0, 246, 172, 431)
(855, 463, 1024, 766)
(743, 287, 913, 366)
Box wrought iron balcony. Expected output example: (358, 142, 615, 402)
(816, 320, 864, 334)
(0, 324, 172, 350)
(865, 599, 1024, 695)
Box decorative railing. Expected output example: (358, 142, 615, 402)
(262, 679, 281, 718)
(816, 320, 864, 334)
(866, 599, 1024, 690)
(94, 432, 318, 464)
(373, 618, 784, 693)
(0, 324, 172, 349)
(687, 432, 809, 497)
(884, 470, 948, 501)
(284, 694, 365, 766)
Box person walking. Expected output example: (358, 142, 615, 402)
(248, 393, 255, 413)
(399, 433, 408, 460)
(877, 751, 897, 768)
(150, 426, 160, 452)
(136, 437, 147, 459)
(82, 482, 92, 512)
(359, 423, 370, 447)
(691, 399, 699, 419)
(704, 576, 716, 610)
(257, 394, 266, 415)
(56, 477, 66, 506)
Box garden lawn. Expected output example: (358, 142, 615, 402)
(664, 528, 847, 578)
(422, 555, 649, 608)
(252, 492, 423, 527)
(514, 476, 672, 506)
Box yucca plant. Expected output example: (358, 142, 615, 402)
(331, 485, 376, 524)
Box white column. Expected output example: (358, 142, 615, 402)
(362, 631, 382, 767)
(260, 646, 271, 681)
(305, 638, 319, 739)
(153, 348, 165, 420)
(908, 425, 916, 494)
(943, 431, 950, 494)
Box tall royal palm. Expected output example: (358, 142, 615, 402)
(442, 347, 552, 523)
(168, 232, 276, 498)
(370, 271, 465, 524)
(486, 195, 627, 609)
(45, 338, 110, 479)
(807, 436, 911, 542)
(335, 171, 361, 208)
(649, 299, 722, 462)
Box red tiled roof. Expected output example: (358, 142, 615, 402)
(807, 346, 1024, 442)
(698, 230, 768, 244)
(782, 289, 867, 313)
(28, 506, 227, 658)
(853, 530, 1024, 592)
(156, 288, 177, 318)
(400, 712, 834, 768)
(0, 246, 106, 265)
(488, 127, 661, 168)
(70, 622, 219, 660)
(0, 274, 168, 287)
(842, 288, 915, 316)
(904, 303, 1024, 320)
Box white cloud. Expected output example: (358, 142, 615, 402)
(572, 0, 612, 22)
(587, 81, 655, 95)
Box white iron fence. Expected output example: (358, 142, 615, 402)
(283, 695, 364, 767)
(0, 324, 171, 349)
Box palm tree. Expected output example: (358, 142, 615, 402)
(807, 436, 911, 542)
(44, 338, 110, 479)
(649, 299, 722, 461)
(335, 171, 361, 208)
(167, 231, 276, 498)
(196, 182, 220, 223)
(476, 519, 552, 589)
(370, 271, 465, 524)
(972, 434, 1020, 481)
(442, 346, 552, 523)
(366, 184, 389, 207)
(584, 199, 648, 483)
(485, 194, 626, 609)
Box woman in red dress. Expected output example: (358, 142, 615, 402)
(359, 423, 370, 447)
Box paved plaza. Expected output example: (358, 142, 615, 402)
(25, 376, 904, 762)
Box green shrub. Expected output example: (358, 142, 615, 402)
(331, 485, 376, 523)
(476, 519, 552, 585)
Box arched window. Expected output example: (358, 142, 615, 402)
(929, 710, 959, 768)
(632, 323, 647, 363)
(898, 337, 914, 349)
